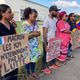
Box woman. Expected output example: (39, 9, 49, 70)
(0, 4, 17, 80)
(67, 13, 77, 58)
(67, 13, 77, 32)
(21, 7, 40, 80)
(56, 11, 71, 62)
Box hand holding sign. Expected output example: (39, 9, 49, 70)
(46, 38, 61, 62)
(0, 34, 30, 77)
(45, 46, 49, 52)
(0, 61, 2, 68)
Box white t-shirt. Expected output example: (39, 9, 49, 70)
(43, 17, 57, 41)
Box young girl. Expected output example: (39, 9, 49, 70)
(0, 4, 17, 80)
(22, 7, 40, 80)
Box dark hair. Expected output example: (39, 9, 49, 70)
(58, 11, 66, 20)
(23, 7, 38, 20)
(67, 13, 74, 21)
(0, 4, 10, 20)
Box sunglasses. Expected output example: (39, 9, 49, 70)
(65, 15, 68, 17)
(73, 16, 76, 17)
(72, 15, 76, 17)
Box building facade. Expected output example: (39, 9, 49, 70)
(0, 0, 49, 21)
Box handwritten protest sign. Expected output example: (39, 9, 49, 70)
(0, 34, 30, 76)
(71, 30, 80, 49)
(46, 38, 61, 62)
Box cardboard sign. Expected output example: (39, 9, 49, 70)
(0, 34, 30, 76)
(71, 30, 80, 49)
(46, 38, 61, 62)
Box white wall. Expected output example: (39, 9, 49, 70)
(21, 0, 49, 20)
(5, 0, 20, 11)
(5, 0, 21, 21)
(0, 0, 5, 4)
(0, 0, 49, 21)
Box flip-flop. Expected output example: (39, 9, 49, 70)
(42, 68, 52, 74)
(49, 64, 60, 69)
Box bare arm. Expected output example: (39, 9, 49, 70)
(43, 27, 48, 47)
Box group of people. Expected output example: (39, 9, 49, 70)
(42, 5, 79, 74)
(0, 4, 80, 80)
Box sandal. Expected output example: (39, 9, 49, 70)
(31, 72, 39, 79)
(42, 68, 52, 74)
(49, 64, 60, 69)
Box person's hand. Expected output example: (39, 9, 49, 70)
(45, 46, 49, 52)
(28, 31, 40, 39)
(33, 31, 40, 37)
(10, 20, 17, 28)
(0, 61, 2, 68)
(64, 30, 71, 34)
(67, 29, 71, 33)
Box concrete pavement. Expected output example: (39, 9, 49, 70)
(40, 48, 80, 80)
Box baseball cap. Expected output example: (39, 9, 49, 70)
(49, 5, 61, 12)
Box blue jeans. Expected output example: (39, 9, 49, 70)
(25, 62, 35, 75)
(67, 43, 72, 57)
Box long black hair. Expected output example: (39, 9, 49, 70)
(0, 4, 10, 20)
(67, 13, 74, 21)
(23, 7, 38, 20)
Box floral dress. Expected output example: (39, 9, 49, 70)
(22, 21, 40, 62)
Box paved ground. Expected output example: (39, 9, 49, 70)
(40, 48, 80, 80)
